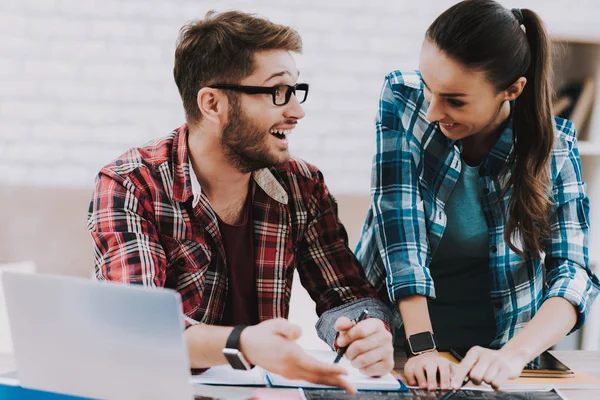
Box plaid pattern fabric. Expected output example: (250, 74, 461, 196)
(356, 70, 600, 347)
(88, 125, 380, 328)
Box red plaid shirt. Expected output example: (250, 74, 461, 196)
(87, 125, 381, 329)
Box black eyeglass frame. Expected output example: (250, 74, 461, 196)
(209, 83, 309, 106)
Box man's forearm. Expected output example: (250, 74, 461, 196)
(398, 294, 433, 336)
(184, 324, 234, 368)
(501, 297, 578, 362)
(316, 297, 392, 347)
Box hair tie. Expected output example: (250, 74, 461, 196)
(511, 8, 524, 25)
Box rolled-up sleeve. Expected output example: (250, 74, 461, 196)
(369, 75, 434, 303)
(544, 136, 600, 331)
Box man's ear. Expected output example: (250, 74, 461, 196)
(196, 88, 226, 124)
(503, 77, 527, 101)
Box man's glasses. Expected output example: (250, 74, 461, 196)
(209, 83, 309, 106)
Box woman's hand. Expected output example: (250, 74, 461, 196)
(451, 346, 528, 390)
(404, 351, 454, 391)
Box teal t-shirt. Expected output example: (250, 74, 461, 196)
(427, 158, 497, 350)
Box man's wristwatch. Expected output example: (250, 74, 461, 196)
(223, 325, 254, 370)
(404, 331, 438, 358)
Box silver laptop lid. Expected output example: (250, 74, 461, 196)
(2, 272, 193, 400)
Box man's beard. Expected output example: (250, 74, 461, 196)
(221, 98, 288, 173)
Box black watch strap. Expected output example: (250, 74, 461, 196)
(223, 325, 254, 370)
(226, 325, 247, 350)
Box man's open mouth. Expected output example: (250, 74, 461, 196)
(270, 129, 291, 139)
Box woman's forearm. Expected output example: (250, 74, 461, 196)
(398, 295, 434, 336)
(501, 297, 578, 361)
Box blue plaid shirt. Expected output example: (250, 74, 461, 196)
(356, 70, 600, 347)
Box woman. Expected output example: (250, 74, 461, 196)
(356, 0, 600, 391)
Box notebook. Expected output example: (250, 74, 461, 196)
(449, 347, 574, 378)
(191, 349, 404, 391)
(266, 350, 402, 391)
(190, 365, 267, 386)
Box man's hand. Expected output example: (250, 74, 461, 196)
(239, 319, 356, 394)
(451, 346, 527, 390)
(404, 351, 453, 390)
(334, 317, 394, 378)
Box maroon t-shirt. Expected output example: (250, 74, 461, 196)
(217, 190, 259, 327)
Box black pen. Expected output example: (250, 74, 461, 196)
(448, 346, 465, 362)
(333, 309, 369, 363)
(439, 376, 471, 400)
(441, 347, 471, 400)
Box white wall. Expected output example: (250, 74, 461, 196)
(2, 0, 600, 351)
(2, 0, 599, 194)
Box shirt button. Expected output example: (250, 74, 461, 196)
(483, 188, 490, 195)
(176, 258, 185, 267)
(491, 246, 497, 253)
(494, 301, 503, 309)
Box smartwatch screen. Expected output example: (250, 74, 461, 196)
(409, 332, 436, 353)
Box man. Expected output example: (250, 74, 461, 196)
(87, 10, 393, 393)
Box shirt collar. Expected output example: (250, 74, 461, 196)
(480, 109, 515, 178)
(172, 124, 288, 207)
(436, 108, 515, 177)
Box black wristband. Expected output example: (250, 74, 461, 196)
(226, 325, 247, 350)
(223, 325, 254, 370)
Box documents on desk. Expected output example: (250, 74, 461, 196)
(191, 349, 404, 391)
(191, 363, 267, 386)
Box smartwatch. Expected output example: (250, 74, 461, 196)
(404, 331, 438, 358)
(223, 325, 254, 370)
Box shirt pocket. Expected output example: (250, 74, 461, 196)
(159, 234, 212, 273)
(159, 234, 213, 316)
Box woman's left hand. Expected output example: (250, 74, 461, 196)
(450, 346, 529, 390)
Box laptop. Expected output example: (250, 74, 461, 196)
(2, 272, 194, 400)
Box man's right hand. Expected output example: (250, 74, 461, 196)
(239, 318, 356, 394)
(404, 350, 453, 391)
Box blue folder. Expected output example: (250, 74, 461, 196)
(0, 383, 94, 399)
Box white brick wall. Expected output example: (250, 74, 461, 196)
(1, 0, 599, 193)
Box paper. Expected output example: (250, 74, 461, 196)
(191, 384, 258, 400)
(266, 349, 401, 391)
(499, 372, 600, 391)
(190, 349, 402, 391)
(190, 364, 267, 386)
(0, 262, 36, 354)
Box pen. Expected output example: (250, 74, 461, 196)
(441, 347, 470, 400)
(448, 346, 465, 362)
(439, 376, 471, 400)
(333, 309, 369, 363)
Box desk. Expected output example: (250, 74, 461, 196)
(1, 351, 599, 399)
